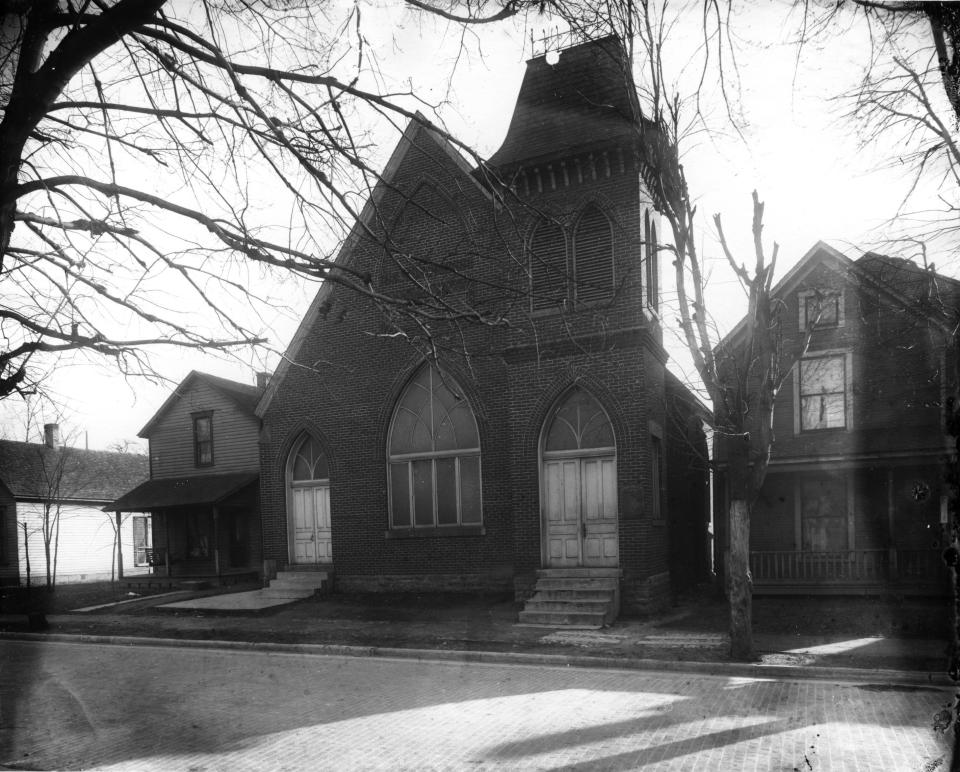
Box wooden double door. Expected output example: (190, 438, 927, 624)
(542, 455, 618, 567)
(291, 483, 332, 564)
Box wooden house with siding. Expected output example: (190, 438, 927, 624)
(110, 371, 263, 587)
(714, 242, 955, 596)
(0, 423, 148, 587)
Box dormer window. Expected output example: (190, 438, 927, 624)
(800, 289, 843, 330)
(193, 412, 214, 467)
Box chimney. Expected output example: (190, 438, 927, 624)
(43, 423, 61, 449)
(256, 372, 270, 390)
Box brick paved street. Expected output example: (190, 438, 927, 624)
(0, 639, 951, 771)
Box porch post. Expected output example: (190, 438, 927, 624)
(887, 470, 898, 580)
(164, 513, 171, 577)
(212, 505, 221, 580)
(115, 511, 124, 580)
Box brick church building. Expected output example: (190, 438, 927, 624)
(255, 36, 710, 620)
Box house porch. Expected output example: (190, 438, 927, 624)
(750, 548, 948, 595)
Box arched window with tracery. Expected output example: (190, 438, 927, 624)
(388, 365, 482, 528)
(573, 204, 614, 304)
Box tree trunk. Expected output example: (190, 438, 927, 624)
(728, 497, 754, 660)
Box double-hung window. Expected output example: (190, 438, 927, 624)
(799, 355, 847, 431)
(193, 412, 214, 467)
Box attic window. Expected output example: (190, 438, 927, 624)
(545, 50, 560, 66)
(800, 289, 843, 330)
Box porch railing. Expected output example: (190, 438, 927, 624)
(749, 549, 945, 586)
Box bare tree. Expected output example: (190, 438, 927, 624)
(1, 0, 555, 405)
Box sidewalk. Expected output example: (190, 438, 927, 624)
(0, 586, 951, 682)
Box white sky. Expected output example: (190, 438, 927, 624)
(3, 1, 955, 449)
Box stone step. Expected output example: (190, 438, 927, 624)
(523, 599, 611, 613)
(533, 589, 615, 602)
(517, 609, 606, 628)
(272, 571, 329, 586)
(536, 568, 622, 579)
(533, 577, 619, 591)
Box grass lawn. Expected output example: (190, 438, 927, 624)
(1, 581, 169, 613)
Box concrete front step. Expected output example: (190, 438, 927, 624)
(517, 609, 607, 627)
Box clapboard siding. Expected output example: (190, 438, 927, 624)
(17, 502, 148, 584)
(0, 485, 18, 585)
(148, 380, 260, 478)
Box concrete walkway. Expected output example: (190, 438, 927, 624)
(0, 588, 951, 683)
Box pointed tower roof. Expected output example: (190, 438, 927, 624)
(488, 35, 641, 170)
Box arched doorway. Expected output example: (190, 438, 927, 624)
(287, 434, 332, 564)
(541, 388, 618, 567)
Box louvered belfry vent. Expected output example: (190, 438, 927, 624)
(530, 220, 568, 311)
(573, 205, 614, 304)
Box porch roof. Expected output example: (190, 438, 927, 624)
(109, 472, 258, 512)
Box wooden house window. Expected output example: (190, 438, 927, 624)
(800, 477, 848, 551)
(133, 515, 151, 567)
(800, 289, 843, 330)
(799, 355, 847, 431)
(193, 413, 214, 467)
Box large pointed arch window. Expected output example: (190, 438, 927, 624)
(388, 365, 482, 528)
(573, 205, 614, 304)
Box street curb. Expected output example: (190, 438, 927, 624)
(0, 630, 951, 687)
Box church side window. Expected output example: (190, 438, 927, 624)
(388, 365, 482, 527)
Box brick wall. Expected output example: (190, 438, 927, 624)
(258, 120, 693, 612)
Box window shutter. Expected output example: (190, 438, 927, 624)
(574, 206, 613, 304)
(530, 220, 567, 311)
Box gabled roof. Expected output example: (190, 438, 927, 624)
(0, 440, 148, 503)
(256, 114, 492, 419)
(488, 35, 641, 169)
(140, 370, 263, 438)
(109, 472, 257, 512)
(716, 240, 958, 352)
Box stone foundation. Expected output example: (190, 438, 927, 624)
(337, 573, 513, 594)
(512, 571, 538, 603)
(621, 570, 671, 615)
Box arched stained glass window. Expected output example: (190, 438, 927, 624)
(388, 365, 482, 527)
(573, 205, 614, 304)
(544, 388, 615, 453)
(290, 435, 330, 481)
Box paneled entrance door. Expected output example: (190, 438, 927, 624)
(292, 484, 332, 564)
(541, 388, 619, 568)
(543, 457, 618, 567)
(288, 434, 333, 565)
